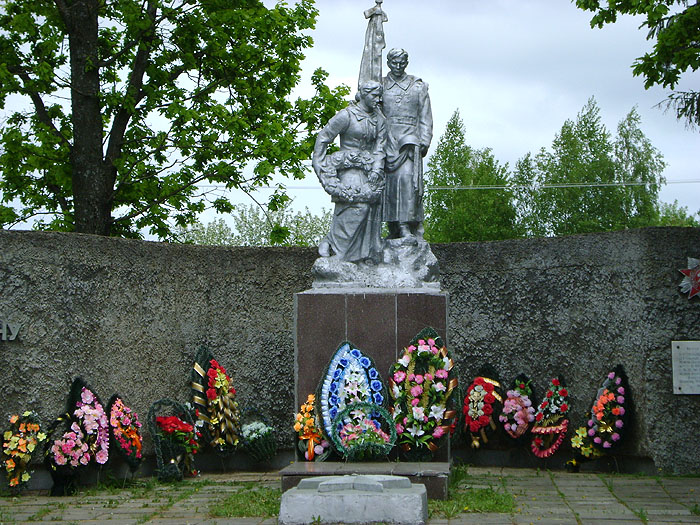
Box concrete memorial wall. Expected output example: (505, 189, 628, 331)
(0, 227, 698, 473)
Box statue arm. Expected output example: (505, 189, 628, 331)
(312, 109, 350, 177)
(418, 82, 433, 157)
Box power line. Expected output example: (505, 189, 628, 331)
(195, 179, 700, 191)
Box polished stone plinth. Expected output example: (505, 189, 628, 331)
(294, 288, 448, 405)
(294, 288, 450, 462)
(280, 461, 450, 500)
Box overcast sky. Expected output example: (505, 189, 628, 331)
(241, 0, 699, 220)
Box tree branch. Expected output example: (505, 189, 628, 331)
(111, 171, 211, 226)
(6, 64, 72, 150)
(104, 0, 158, 179)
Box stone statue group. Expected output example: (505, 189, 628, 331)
(312, 47, 433, 265)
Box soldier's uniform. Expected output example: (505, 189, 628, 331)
(382, 73, 433, 229)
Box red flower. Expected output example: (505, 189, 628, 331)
(206, 388, 217, 400)
(478, 415, 489, 426)
(209, 359, 220, 368)
(207, 368, 217, 379)
(535, 413, 543, 422)
(540, 400, 549, 409)
(559, 388, 568, 397)
(482, 404, 493, 415)
(229, 386, 236, 395)
(519, 383, 525, 389)
(484, 393, 496, 404)
(552, 378, 560, 386)
(474, 377, 485, 386)
(546, 391, 553, 398)
(469, 421, 481, 433)
(560, 403, 569, 413)
(483, 382, 494, 393)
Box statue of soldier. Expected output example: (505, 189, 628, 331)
(382, 48, 433, 240)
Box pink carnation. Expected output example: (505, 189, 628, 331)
(410, 385, 423, 396)
(396, 423, 404, 434)
(435, 369, 448, 379)
(611, 433, 620, 441)
(432, 426, 445, 439)
(411, 398, 420, 406)
(415, 375, 424, 385)
(603, 441, 611, 448)
(394, 371, 406, 383)
(425, 373, 433, 382)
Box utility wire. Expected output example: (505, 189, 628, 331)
(195, 179, 700, 191)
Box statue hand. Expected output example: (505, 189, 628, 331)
(368, 169, 383, 184)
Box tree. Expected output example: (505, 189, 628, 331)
(575, 0, 700, 128)
(513, 98, 666, 236)
(0, 0, 348, 238)
(175, 201, 332, 246)
(424, 110, 520, 242)
(657, 200, 700, 227)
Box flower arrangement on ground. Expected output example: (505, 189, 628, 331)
(530, 377, 570, 458)
(240, 410, 276, 464)
(500, 376, 535, 439)
(2, 411, 46, 491)
(191, 348, 241, 454)
(388, 327, 457, 461)
(148, 399, 200, 482)
(463, 373, 502, 449)
(48, 382, 110, 469)
(568, 365, 629, 472)
(330, 402, 396, 461)
(294, 394, 330, 461)
(317, 342, 386, 451)
(45, 378, 110, 495)
(107, 395, 143, 472)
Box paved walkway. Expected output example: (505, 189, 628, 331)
(1, 467, 699, 524)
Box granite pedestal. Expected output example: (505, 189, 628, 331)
(293, 288, 451, 469)
(294, 288, 448, 406)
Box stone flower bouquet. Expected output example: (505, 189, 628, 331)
(330, 402, 396, 461)
(240, 409, 276, 464)
(2, 411, 46, 491)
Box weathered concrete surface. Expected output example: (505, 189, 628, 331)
(0, 227, 698, 473)
(278, 475, 427, 525)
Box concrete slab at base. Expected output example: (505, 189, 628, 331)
(280, 461, 450, 500)
(278, 474, 427, 525)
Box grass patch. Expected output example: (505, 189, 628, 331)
(634, 507, 648, 523)
(209, 486, 281, 518)
(690, 503, 700, 516)
(429, 487, 514, 518)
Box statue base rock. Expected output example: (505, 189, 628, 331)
(311, 237, 440, 289)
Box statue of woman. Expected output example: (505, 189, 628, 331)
(312, 81, 386, 263)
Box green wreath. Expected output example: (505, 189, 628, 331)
(330, 402, 396, 461)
